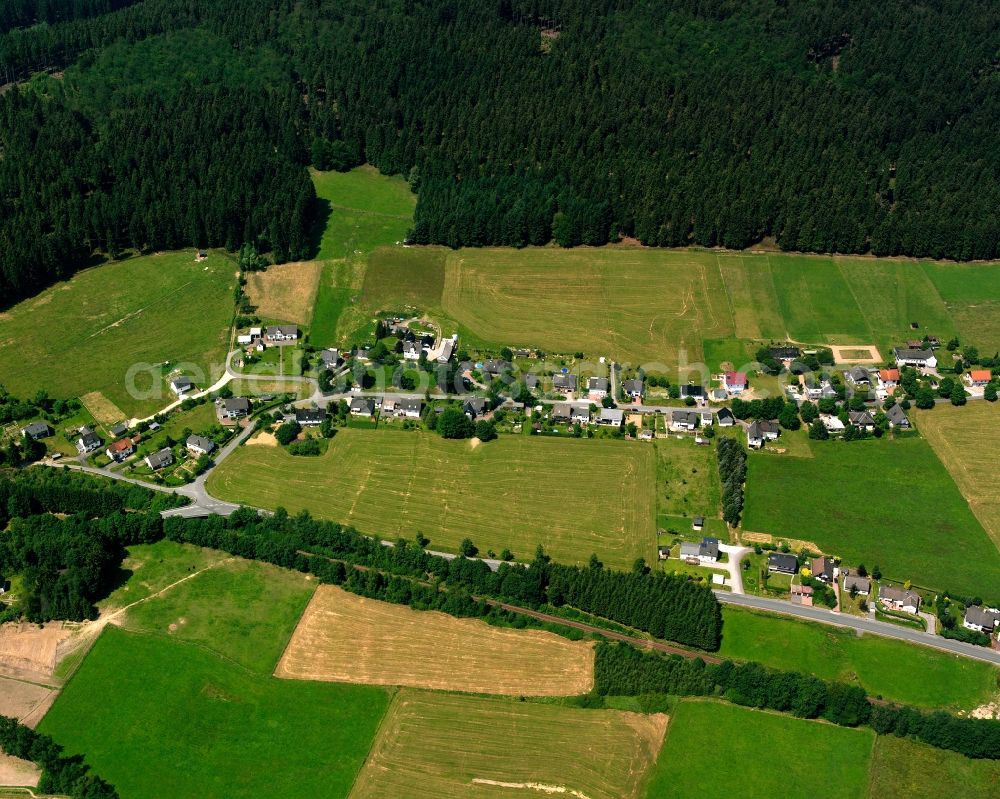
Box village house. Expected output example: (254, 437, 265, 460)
(402, 340, 422, 360)
(524, 374, 540, 391)
(670, 410, 698, 432)
(962, 605, 1000, 634)
(552, 401, 591, 424)
(588, 377, 609, 398)
(679, 384, 705, 400)
(463, 397, 488, 418)
(264, 325, 299, 344)
(144, 447, 174, 471)
(965, 369, 992, 387)
(845, 366, 870, 386)
(822, 415, 846, 433)
(879, 585, 922, 614)
(295, 408, 327, 426)
(848, 410, 876, 432)
(768, 552, 799, 575)
(320, 348, 342, 369)
(598, 408, 624, 427)
(21, 422, 51, 440)
(481, 359, 511, 377)
(396, 398, 423, 419)
(680, 537, 719, 564)
(791, 584, 814, 606)
(811, 556, 835, 583)
(221, 397, 251, 420)
(842, 572, 871, 596)
(877, 368, 900, 394)
(109, 422, 129, 438)
(622, 378, 644, 399)
(105, 438, 134, 462)
(76, 427, 102, 454)
(886, 404, 910, 429)
(769, 346, 801, 361)
(349, 398, 376, 417)
(657, 545, 671, 560)
(747, 420, 779, 449)
(169, 377, 194, 396)
(552, 373, 577, 393)
(892, 347, 937, 369)
(716, 408, 735, 427)
(436, 336, 456, 364)
(698, 410, 713, 426)
(186, 435, 216, 456)
(724, 371, 747, 395)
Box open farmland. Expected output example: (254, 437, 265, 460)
(720, 608, 998, 709)
(868, 734, 1000, 798)
(0, 676, 58, 728)
(360, 246, 448, 313)
(276, 585, 593, 695)
(208, 429, 657, 569)
(643, 700, 873, 799)
(920, 260, 1000, 354)
(918, 403, 1000, 553)
(742, 437, 1000, 595)
(39, 627, 389, 799)
(311, 166, 415, 260)
(244, 260, 323, 326)
(654, 438, 722, 530)
(349, 690, 666, 799)
(0, 251, 236, 417)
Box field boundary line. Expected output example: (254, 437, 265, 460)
(346, 687, 400, 799)
(834, 258, 879, 345)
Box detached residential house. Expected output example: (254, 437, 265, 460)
(716, 408, 735, 427)
(402, 340, 422, 360)
(349, 398, 376, 417)
(657, 545, 671, 560)
(822, 415, 846, 433)
(963, 606, 1000, 634)
(724, 371, 747, 395)
(679, 384, 705, 400)
(670, 410, 698, 432)
(587, 377, 609, 398)
(877, 369, 900, 392)
(747, 420, 779, 449)
(264, 325, 299, 344)
(892, 347, 936, 369)
(848, 410, 876, 431)
(396, 398, 423, 419)
(769, 346, 801, 361)
(552, 402, 590, 424)
(622, 379, 644, 399)
(811, 556, 835, 583)
(552, 373, 578, 393)
(76, 427, 102, 454)
(186, 435, 216, 456)
(768, 552, 799, 575)
(145, 448, 174, 471)
(21, 422, 51, 440)
(109, 422, 129, 438)
(319, 349, 342, 369)
(681, 537, 719, 563)
(105, 438, 134, 462)
(436, 336, 456, 364)
(842, 572, 871, 596)
(845, 366, 870, 386)
(886, 404, 910, 429)
(598, 408, 624, 427)
(481, 360, 511, 377)
(295, 408, 327, 426)
(524, 374, 540, 391)
(698, 410, 713, 427)
(169, 377, 194, 396)
(464, 397, 488, 418)
(966, 369, 992, 387)
(879, 585, 921, 614)
(222, 397, 251, 419)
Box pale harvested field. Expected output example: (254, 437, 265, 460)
(348, 690, 667, 799)
(208, 428, 657, 569)
(275, 586, 593, 695)
(0, 754, 39, 789)
(245, 261, 322, 325)
(918, 403, 1000, 551)
(0, 623, 70, 681)
(79, 390, 126, 426)
(0, 677, 58, 727)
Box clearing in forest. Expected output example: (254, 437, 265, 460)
(275, 585, 594, 695)
(348, 690, 667, 799)
(208, 428, 657, 569)
(244, 261, 323, 325)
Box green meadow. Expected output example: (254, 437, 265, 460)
(742, 437, 1000, 595)
(720, 607, 998, 709)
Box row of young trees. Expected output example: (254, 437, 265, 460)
(0, 716, 118, 798)
(5, 0, 1000, 304)
(716, 438, 747, 526)
(594, 642, 1000, 760)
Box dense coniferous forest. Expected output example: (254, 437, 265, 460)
(3, 0, 1000, 304)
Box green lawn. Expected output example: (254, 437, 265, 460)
(360, 246, 447, 313)
(39, 627, 388, 799)
(868, 734, 1000, 798)
(742, 437, 1000, 595)
(310, 261, 358, 348)
(310, 166, 415, 260)
(208, 428, 657, 569)
(654, 438, 722, 529)
(0, 251, 236, 417)
(719, 608, 998, 709)
(643, 700, 873, 799)
(120, 557, 316, 673)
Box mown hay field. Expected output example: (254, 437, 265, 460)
(742, 437, 1000, 596)
(643, 700, 873, 799)
(275, 585, 594, 695)
(208, 429, 657, 569)
(917, 402, 1000, 553)
(244, 261, 323, 325)
(348, 690, 666, 799)
(0, 251, 236, 417)
(867, 734, 1000, 799)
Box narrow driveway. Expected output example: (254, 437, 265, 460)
(718, 544, 751, 594)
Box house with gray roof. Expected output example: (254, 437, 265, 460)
(598, 408, 624, 427)
(264, 325, 298, 343)
(892, 347, 936, 368)
(21, 422, 51, 440)
(169, 377, 194, 396)
(681, 537, 720, 563)
(396, 398, 423, 419)
(587, 377, 609, 397)
(879, 585, 921, 614)
(295, 408, 327, 426)
(349, 398, 375, 417)
(842, 572, 871, 596)
(845, 366, 870, 385)
(670, 410, 697, 432)
(524, 374, 540, 391)
(186, 435, 216, 456)
(109, 422, 129, 438)
(886, 404, 910, 428)
(319, 348, 341, 369)
(222, 397, 251, 419)
(768, 552, 799, 574)
(679, 384, 704, 399)
(76, 427, 101, 454)
(481, 360, 511, 377)
(716, 408, 735, 427)
(848, 410, 876, 431)
(963, 605, 1000, 634)
(464, 397, 488, 418)
(144, 447, 174, 471)
(622, 379, 644, 399)
(552, 373, 577, 393)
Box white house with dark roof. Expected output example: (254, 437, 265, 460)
(598, 408, 624, 427)
(222, 397, 251, 419)
(76, 427, 102, 454)
(264, 325, 298, 344)
(747, 420, 779, 448)
(169, 377, 194, 396)
(848, 410, 875, 431)
(144, 447, 174, 471)
(349, 398, 375, 417)
(892, 347, 936, 369)
(396, 398, 423, 419)
(553, 373, 577, 393)
(21, 422, 51, 440)
(963, 605, 1000, 634)
(622, 379, 644, 399)
(464, 397, 488, 418)
(186, 435, 216, 456)
(879, 585, 921, 614)
(680, 537, 719, 563)
(716, 408, 735, 427)
(886, 404, 910, 428)
(842, 572, 871, 595)
(295, 408, 327, 426)
(670, 410, 697, 432)
(587, 377, 609, 398)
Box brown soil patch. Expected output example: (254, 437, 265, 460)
(0, 753, 40, 788)
(245, 262, 322, 325)
(276, 585, 594, 696)
(247, 432, 278, 447)
(0, 677, 58, 727)
(0, 623, 71, 681)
